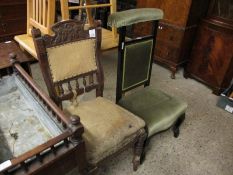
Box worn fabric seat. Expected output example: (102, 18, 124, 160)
(65, 97, 145, 164)
(118, 88, 187, 137)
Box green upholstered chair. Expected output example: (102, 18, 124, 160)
(108, 9, 187, 140)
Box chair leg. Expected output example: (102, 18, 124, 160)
(132, 129, 147, 171)
(173, 114, 185, 138)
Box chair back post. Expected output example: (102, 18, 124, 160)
(145, 20, 159, 87)
(116, 26, 126, 103)
(31, 28, 60, 106)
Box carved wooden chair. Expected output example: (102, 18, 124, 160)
(108, 9, 187, 142)
(32, 20, 146, 172)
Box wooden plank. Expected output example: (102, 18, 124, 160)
(32, 0, 36, 19)
(85, 0, 94, 26)
(14, 34, 37, 58)
(39, 0, 42, 24)
(43, 0, 47, 26)
(27, 0, 33, 35)
(35, 0, 39, 22)
(30, 18, 49, 34)
(68, 3, 111, 10)
(110, 0, 117, 39)
(101, 28, 118, 50)
(47, 0, 55, 34)
(60, 0, 69, 20)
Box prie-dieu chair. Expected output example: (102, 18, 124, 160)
(108, 8, 187, 147)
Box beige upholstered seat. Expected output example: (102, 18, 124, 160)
(65, 97, 145, 164)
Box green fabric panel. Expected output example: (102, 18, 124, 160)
(108, 8, 163, 28)
(118, 87, 188, 137)
(122, 39, 153, 91)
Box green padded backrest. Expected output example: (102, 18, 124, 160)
(122, 39, 154, 91)
(108, 8, 163, 28)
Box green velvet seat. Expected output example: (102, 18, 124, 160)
(118, 87, 187, 137)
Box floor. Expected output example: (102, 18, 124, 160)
(31, 49, 233, 175)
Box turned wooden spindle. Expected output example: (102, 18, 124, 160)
(70, 115, 80, 125)
(59, 84, 64, 95)
(68, 81, 72, 92)
(83, 76, 87, 87)
(69, 115, 82, 144)
(89, 74, 94, 85)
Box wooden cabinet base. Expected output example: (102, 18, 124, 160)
(184, 70, 225, 95)
(185, 18, 233, 95)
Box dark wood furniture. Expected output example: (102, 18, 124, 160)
(117, 0, 137, 11)
(0, 0, 27, 42)
(0, 41, 35, 76)
(0, 55, 87, 175)
(185, 0, 233, 95)
(32, 20, 146, 172)
(134, 0, 210, 78)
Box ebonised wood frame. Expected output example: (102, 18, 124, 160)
(32, 20, 147, 173)
(1, 54, 87, 175)
(116, 20, 159, 103)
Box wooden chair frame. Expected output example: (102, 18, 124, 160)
(32, 20, 146, 172)
(15, 0, 117, 59)
(27, 0, 56, 36)
(60, 0, 118, 50)
(60, 0, 116, 30)
(15, 0, 56, 58)
(0, 55, 87, 175)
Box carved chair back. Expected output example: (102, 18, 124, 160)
(27, 0, 56, 36)
(32, 20, 104, 107)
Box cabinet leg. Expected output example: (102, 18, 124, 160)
(183, 69, 189, 79)
(170, 66, 177, 79)
(212, 87, 221, 96)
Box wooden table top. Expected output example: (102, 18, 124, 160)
(0, 41, 35, 69)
